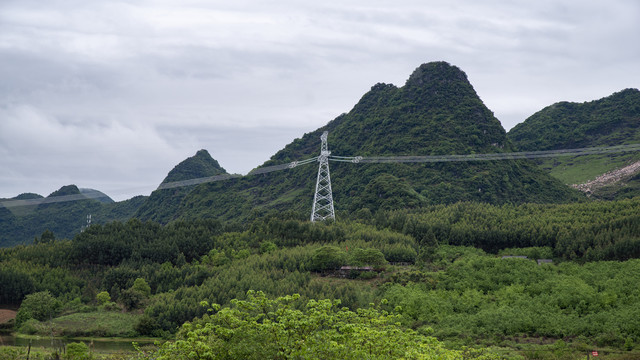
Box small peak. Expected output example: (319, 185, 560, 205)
(162, 149, 227, 184)
(194, 149, 212, 158)
(48, 185, 80, 198)
(608, 88, 640, 100)
(79, 188, 114, 203)
(13, 193, 44, 200)
(405, 61, 469, 88)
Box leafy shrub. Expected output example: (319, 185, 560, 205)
(15, 291, 61, 327)
(17, 319, 40, 335)
(65, 342, 91, 360)
(96, 291, 111, 306)
(310, 246, 346, 271)
(149, 291, 484, 360)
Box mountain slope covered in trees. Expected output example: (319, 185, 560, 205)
(135, 149, 228, 222)
(507, 88, 640, 199)
(149, 61, 581, 223)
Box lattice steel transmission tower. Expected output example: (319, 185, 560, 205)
(311, 131, 335, 222)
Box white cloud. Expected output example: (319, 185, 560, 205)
(0, 103, 184, 200)
(0, 0, 638, 200)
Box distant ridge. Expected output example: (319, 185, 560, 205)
(0, 184, 143, 247)
(12, 193, 43, 200)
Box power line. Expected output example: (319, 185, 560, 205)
(1, 144, 639, 209)
(0, 156, 319, 208)
(329, 143, 640, 164)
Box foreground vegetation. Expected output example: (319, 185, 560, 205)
(1, 198, 640, 358)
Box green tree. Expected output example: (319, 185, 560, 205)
(121, 278, 151, 310)
(132, 278, 151, 297)
(259, 241, 278, 254)
(149, 291, 496, 360)
(310, 246, 346, 272)
(15, 291, 61, 327)
(34, 229, 55, 245)
(96, 291, 111, 306)
(348, 247, 387, 267)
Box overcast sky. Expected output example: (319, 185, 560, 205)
(1, 0, 639, 201)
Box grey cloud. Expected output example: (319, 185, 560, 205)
(0, 0, 638, 200)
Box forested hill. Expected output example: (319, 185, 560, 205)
(135, 149, 229, 222)
(161, 149, 227, 184)
(507, 89, 640, 199)
(508, 88, 640, 151)
(146, 61, 582, 223)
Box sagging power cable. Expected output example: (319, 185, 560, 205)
(1, 144, 639, 208)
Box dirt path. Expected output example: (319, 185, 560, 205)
(0, 309, 17, 324)
(572, 160, 640, 194)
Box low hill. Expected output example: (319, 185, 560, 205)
(508, 89, 640, 198)
(144, 61, 582, 223)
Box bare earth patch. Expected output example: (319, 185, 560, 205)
(0, 309, 17, 324)
(572, 160, 640, 194)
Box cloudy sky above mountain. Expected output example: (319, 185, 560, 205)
(1, 0, 639, 201)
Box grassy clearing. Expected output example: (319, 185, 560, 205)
(538, 153, 640, 184)
(22, 311, 142, 338)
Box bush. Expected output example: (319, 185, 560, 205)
(358, 271, 379, 280)
(65, 342, 92, 360)
(0, 347, 26, 360)
(17, 319, 40, 335)
(348, 248, 387, 268)
(310, 246, 346, 272)
(15, 291, 61, 327)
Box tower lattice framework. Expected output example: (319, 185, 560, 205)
(311, 131, 335, 222)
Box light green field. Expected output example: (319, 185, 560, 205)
(21, 311, 142, 338)
(537, 153, 640, 184)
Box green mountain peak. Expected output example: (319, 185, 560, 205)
(149, 61, 581, 222)
(508, 88, 640, 151)
(135, 150, 229, 223)
(48, 185, 81, 198)
(162, 149, 227, 184)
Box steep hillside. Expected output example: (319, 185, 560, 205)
(162, 149, 227, 184)
(508, 89, 640, 150)
(508, 89, 640, 198)
(135, 149, 229, 222)
(158, 62, 581, 223)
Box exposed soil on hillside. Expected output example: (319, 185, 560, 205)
(0, 309, 17, 324)
(572, 160, 640, 194)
